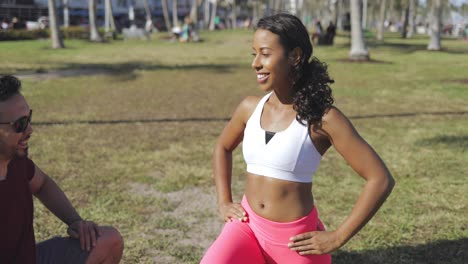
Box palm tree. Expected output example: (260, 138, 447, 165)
(204, 0, 210, 28)
(362, 0, 368, 29)
(172, 0, 179, 28)
(402, 0, 410, 38)
(332, 0, 340, 26)
(349, 0, 370, 60)
(209, 0, 218, 31)
(89, 0, 103, 42)
(231, 0, 237, 29)
(377, 0, 387, 41)
(407, 0, 417, 38)
(143, 0, 153, 31)
(190, 0, 198, 24)
(427, 0, 442, 50)
(63, 0, 69, 28)
(48, 0, 64, 48)
(162, 0, 172, 31)
(104, 0, 116, 36)
(277, 0, 283, 13)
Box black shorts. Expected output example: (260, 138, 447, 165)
(36, 237, 89, 264)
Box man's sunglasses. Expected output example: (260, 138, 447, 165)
(0, 109, 32, 133)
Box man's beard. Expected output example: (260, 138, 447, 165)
(14, 147, 28, 158)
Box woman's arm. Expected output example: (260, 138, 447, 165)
(214, 96, 259, 222)
(289, 107, 395, 254)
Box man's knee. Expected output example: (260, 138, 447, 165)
(99, 226, 124, 253)
(86, 226, 124, 264)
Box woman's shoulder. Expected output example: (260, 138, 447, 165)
(321, 106, 356, 135)
(322, 106, 345, 122)
(240, 95, 262, 110)
(233, 95, 263, 122)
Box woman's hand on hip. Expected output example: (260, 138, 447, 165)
(218, 202, 248, 223)
(288, 230, 342, 255)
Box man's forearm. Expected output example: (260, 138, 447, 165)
(34, 176, 82, 226)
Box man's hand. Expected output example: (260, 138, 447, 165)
(288, 231, 342, 255)
(67, 220, 102, 252)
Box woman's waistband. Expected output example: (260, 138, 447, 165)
(241, 194, 320, 245)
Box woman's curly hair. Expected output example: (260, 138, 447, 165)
(256, 13, 334, 124)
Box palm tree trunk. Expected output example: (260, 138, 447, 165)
(362, 0, 367, 29)
(104, 0, 116, 34)
(190, 0, 198, 24)
(162, 0, 172, 31)
(209, 0, 217, 31)
(204, 0, 210, 28)
(332, 0, 340, 26)
(143, 0, 153, 31)
(377, 0, 386, 41)
(143, 0, 152, 21)
(388, 0, 394, 23)
(252, 0, 258, 25)
(407, 0, 416, 38)
(336, 0, 343, 30)
(63, 0, 69, 28)
(48, 0, 64, 48)
(274, 0, 282, 13)
(231, 1, 237, 29)
(172, 0, 179, 28)
(427, 0, 442, 50)
(89, 0, 103, 42)
(401, 2, 409, 38)
(349, 0, 369, 60)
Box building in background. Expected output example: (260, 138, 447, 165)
(1, 0, 193, 30)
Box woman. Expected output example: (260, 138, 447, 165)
(201, 14, 395, 264)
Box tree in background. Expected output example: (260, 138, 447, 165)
(89, 0, 103, 42)
(48, 0, 64, 48)
(143, 0, 153, 31)
(189, 0, 198, 26)
(428, 0, 442, 50)
(377, 0, 387, 41)
(407, 0, 417, 38)
(104, 0, 116, 36)
(162, 0, 172, 32)
(230, 0, 237, 29)
(209, 0, 218, 31)
(402, 0, 410, 38)
(349, 0, 370, 60)
(172, 0, 179, 28)
(63, 0, 69, 28)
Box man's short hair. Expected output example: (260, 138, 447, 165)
(0, 75, 21, 102)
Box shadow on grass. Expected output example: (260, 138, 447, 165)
(32, 111, 467, 127)
(333, 41, 426, 55)
(333, 238, 467, 264)
(416, 135, 468, 149)
(348, 111, 468, 120)
(335, 41, 468, 55)
(14, 62, 242, 80)
(34, 117, 230, 126)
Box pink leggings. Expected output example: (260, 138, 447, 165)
(200, 195, 332, 264)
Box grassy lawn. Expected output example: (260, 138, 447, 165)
(1, 30, 467, 263)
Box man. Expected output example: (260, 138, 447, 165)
(0, 75, 124, 263)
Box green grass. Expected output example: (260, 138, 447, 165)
(1, 30, 467, 263)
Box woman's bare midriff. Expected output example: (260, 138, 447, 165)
(245, 172, 314, 222)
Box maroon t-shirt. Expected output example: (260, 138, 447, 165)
(0, 157, 36, 263)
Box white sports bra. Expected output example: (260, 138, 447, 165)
(242, 92, 322, 183)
